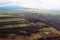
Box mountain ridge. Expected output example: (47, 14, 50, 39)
(0, 6, 27, 10)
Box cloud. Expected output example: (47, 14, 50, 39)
(0, 0, 17, 6)
(11, 0, 60, 10)
(0, 0, 10, 5)
(0, 0, 60, 10)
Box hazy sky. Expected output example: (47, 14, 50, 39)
(0, 0, 60, 10)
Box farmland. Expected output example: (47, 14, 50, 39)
(0, 10, 60, 40)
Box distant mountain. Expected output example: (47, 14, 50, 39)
(0, 6, 27, 10)
(0, 6, 60, 15)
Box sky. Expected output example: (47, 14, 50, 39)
(0, 0, 60, 10)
